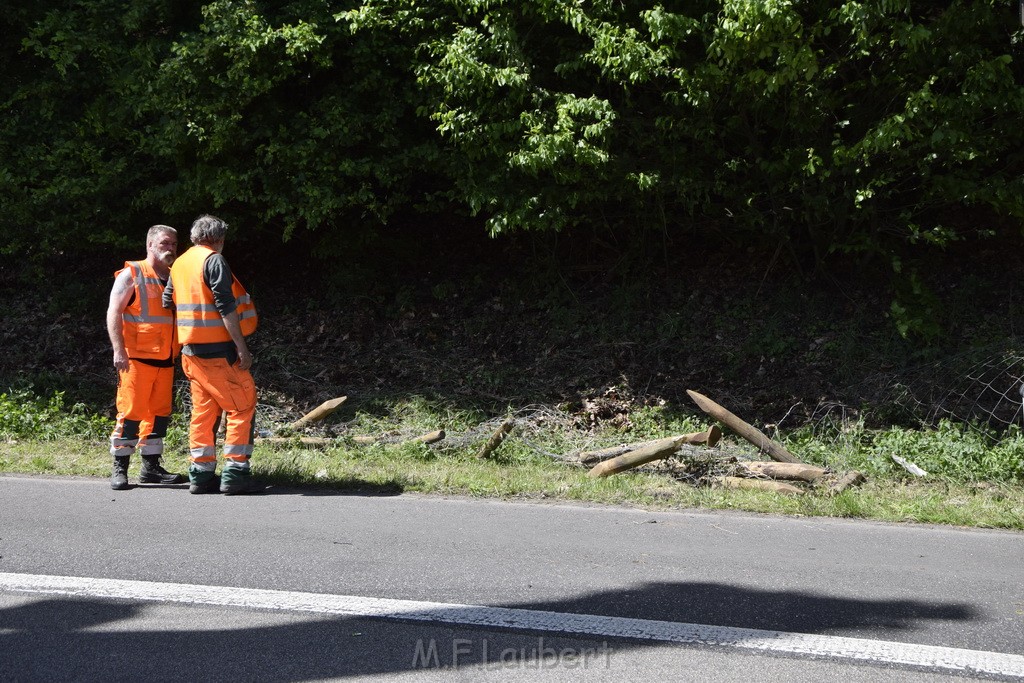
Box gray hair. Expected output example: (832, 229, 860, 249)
(190, 214, 228, 246)
(146, 224, 176, 244)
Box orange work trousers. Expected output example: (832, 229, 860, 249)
(111, 361, 174, 457)
(181, 354, 257, 472)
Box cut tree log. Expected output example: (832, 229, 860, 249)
(578, 425, 722, 466)
(736, 461, 826, 482)
(256, 436, 333, 447)
(827, 470, 867, 495)
(286, 396, 348, 431)
(476, 417, 515, 459)
(686, 390, 801, 464)
(350, 429, 445, 445)
(719, 476, 804, 495)
(587, 426, 722, 478)
(411, 429, 445, 444)
(578, 441, 658, 466)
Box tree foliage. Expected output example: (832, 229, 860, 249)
(1, 0, 1022, 263)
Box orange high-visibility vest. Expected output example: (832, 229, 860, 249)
(116, 260, 180, 360)
(171, 245, 258, 345)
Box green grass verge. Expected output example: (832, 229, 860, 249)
(1, 434, 1022, 530)
(1, 393, 1022, 529)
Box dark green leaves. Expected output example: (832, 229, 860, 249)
(1, 0, 1021, 265)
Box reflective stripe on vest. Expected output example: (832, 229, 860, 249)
(117, 260, 178, 360)
(171, 245, 258, 345)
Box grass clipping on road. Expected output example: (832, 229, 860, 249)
(1, 397, 1022, 530)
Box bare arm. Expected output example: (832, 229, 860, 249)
(106, 270, 134, 371)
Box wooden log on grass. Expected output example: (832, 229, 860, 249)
(587, 426, 722, 478)
(719, 476, 805, 495)
(686, 390, 800, 464)
(578, 441, 658, 465)
(286, 396, 348, 431)
(476, 416, 515, 459)
(351, 429, 445, 445)
(827, 470, 867, 495)
(736, 461, 826, 482)
(411, 429, 446, 444)
(256, 436, 333, 447)
(579, 426, 723, 465)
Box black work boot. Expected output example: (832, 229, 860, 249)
(110, 456, 130, 490)
(139, 455, 187, 485)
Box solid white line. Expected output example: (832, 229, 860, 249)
(2, 572, 1022, 678)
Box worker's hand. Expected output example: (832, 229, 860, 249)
(236, 346, 253, 371)
(112, 349, 129, 372)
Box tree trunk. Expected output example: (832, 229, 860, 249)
(287, 396, 348, 431)
(579, 426, 721, 466)
(828, 470, 867, 495)
(411, 429, 445, 444)
(476, 417, 515, 459)
(578, 441, 658, 465)
(736, 461, 826, 482)
(686, 390, 800, 463)
(350, 430, 445, 445)
(256, 436, 333, 446)
(586, 427, 721, 478)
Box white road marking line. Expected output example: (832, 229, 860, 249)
(2, 572, 1022, 678)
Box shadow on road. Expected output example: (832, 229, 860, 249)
(0, 579, 979, 680)
(526, 580, 975, 634)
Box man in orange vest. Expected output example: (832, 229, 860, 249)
(163, 214, 262, 495)
(107, 225, 187, 490)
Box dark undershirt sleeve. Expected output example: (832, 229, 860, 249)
(203, 254, 237, 317)
(162, 277, 173, 310)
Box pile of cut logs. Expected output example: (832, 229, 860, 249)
(579, 390, 866, 496)
(255, 391, 866, 495)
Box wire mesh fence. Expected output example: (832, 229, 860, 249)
(879, 348, 1024, 432)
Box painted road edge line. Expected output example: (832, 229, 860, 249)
(1, 572, 1022, 678)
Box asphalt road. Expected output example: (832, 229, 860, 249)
(1, 475, 1022, 681)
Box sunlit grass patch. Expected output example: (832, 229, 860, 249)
(0, 390, 1022, 529)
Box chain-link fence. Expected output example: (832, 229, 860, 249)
(861, 346, 1024, 433)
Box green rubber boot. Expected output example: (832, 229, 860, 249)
(220, 467, 265, 496)
(188, 467, 220, 495)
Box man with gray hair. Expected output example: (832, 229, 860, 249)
(107, 225, 187, 489)
(164, 214, 262, 494)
